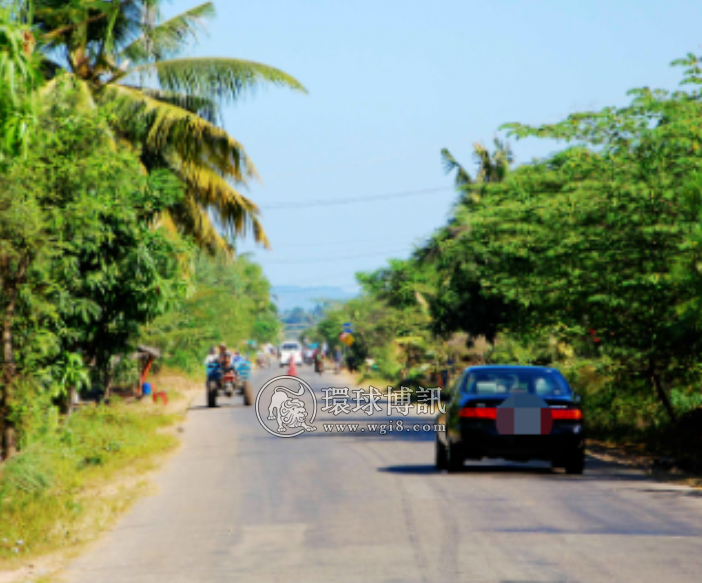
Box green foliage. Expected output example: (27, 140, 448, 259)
(0, 2, 282, 465)
(321, 50, 702, 456)
(0, 4, 41, 163)
(141, 251, 281, 372)
(310, 287, 438, 381)
(0, 79, 194, 457)
(111, 356, 141, 388)
(0, 400, 179, 561)
(24, 0, 306, 250)
(3, 88, 190, 389)
(6, 377, 57, 450)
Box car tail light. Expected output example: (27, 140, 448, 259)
(460, 407, 497, 419)
(550, 408, 583, 420)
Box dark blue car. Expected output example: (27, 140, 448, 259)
(436, 365, 585, 474)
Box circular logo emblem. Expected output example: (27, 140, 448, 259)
(255, 376, 318, 438)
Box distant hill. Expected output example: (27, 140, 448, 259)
(272, 286, 356, 312)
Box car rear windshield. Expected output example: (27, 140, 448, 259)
(282, 343, 300, 351)
(464, 368, 571, 397)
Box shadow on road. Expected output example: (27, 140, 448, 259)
(301, 428, 436, 442)
(636, 487, 702, 498)
(188, 403, 248, 411)
(378, 457, 670, 481)
(378, 463, 553, 475)
(378, 464, 440, 474)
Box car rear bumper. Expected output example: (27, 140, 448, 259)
(459, 421, 583, 461)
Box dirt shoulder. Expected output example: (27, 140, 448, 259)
(0, 370, 201, 583)
(586, 440, 702, 489)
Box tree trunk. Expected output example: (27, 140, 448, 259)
(650, 366, 677, 423)
(66, 386, 76, 420)
(2, 286, 19, 460)
(102, 358, 112, 402)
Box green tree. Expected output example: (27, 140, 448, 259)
(0, 3, 41, 163)
(440, 138, 513, 188)
(1, 92, 188, 457)
(462, 54, 702, 420)
(52, 352, 90, 419)
(0, 168, 46, 459)
(25, 0, 305, 250)
(421, 138, 517, 342)
(141, 251, 280, 371)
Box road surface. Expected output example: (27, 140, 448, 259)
(64, 367, 702, 583)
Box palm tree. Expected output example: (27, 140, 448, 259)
(420, 139, 514, 261)
(472, 138, 513, 183)
(24, 0, 306, 250)
(0, 2, 42, 163)
(440, 148, 472, 187)
(441, 137, 513, 187)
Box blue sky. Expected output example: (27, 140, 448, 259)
(166, 0, 702, 293)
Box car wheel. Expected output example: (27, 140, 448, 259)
(435, 437, 448, 470)
(564, 451, 585, 475)
(446, 441, 464, 473)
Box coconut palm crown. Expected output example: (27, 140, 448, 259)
(25, 0, 306, 250)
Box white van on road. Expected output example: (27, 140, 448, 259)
(279, 341, 303, 367)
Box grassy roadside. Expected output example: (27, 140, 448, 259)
(0, 369, 201, 579)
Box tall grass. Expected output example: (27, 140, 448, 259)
(0, 400, 180, 564)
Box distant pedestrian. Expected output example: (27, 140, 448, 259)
(334, 346, 343, 374)
(314, 349, 325, 375)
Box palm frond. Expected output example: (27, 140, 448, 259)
(119, 2, 215, 65)
(128, 57, 307, 103)
(166, 194, 230, 252)
(122, 84, 219, 123)
(472, 142, 492, 182)
(99, 83, 256, 181)
(41, 73, 96, 111)
(175, 159, 270, 248)
(493, 137, 514, 163)
(440, 148, 472, 187)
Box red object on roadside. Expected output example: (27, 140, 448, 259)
(287, 358, 298, 376)
(151, 385, 168, 405)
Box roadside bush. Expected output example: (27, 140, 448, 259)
(111, 356, 141, 389)
(0, 401, 179, 562)
(6, 378, 58, 451)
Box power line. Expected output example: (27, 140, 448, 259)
(263, 247, 413, 265)
(260, 186, 454, 210)
(265, 150, 427, 179)
(263, 234, 428, 250)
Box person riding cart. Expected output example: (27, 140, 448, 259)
(205, 344, 254, 408)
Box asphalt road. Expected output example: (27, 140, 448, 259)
(64, 366, 702, 583)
